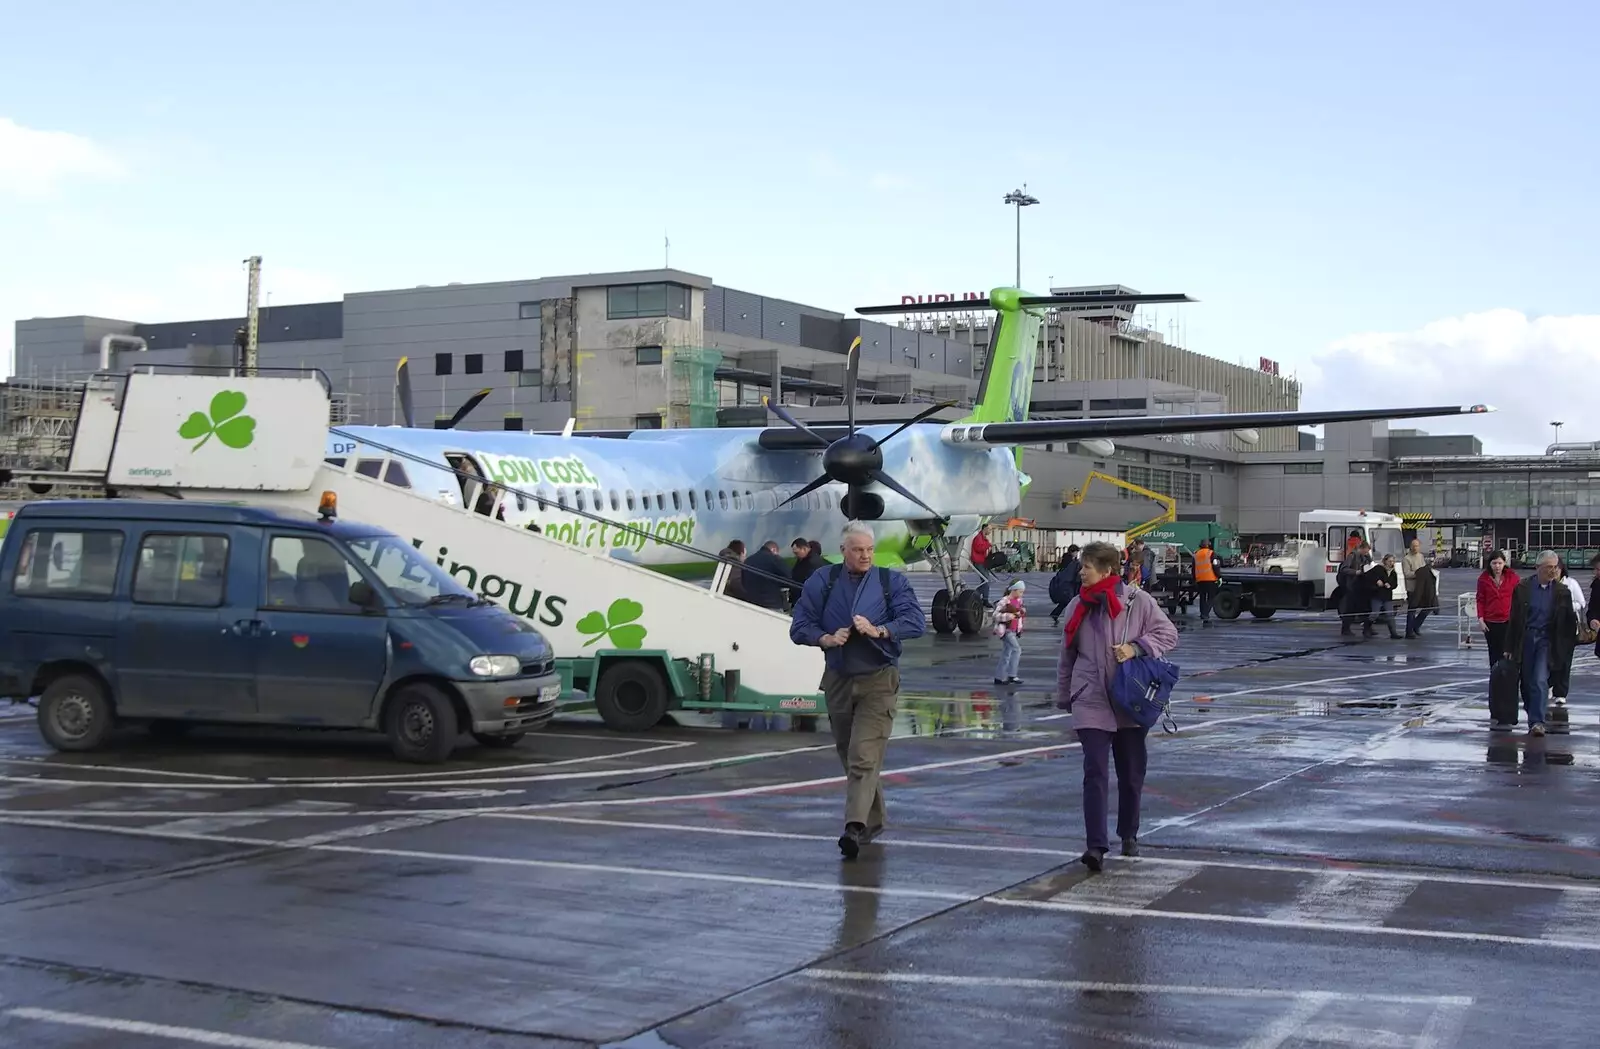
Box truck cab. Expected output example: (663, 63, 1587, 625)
(0, 498, 562, 763)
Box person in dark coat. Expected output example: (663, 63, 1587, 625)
(717, 546, 746, 602)
(1336, 541, 1373, 636)
(1049, 544, 1082, 625)
(1504, 550, 1576, 736)
(740, 540, 793, 611)
(1364, 554, 1402, 639)
(789, 538, 826, 587)
(1406, 560, 1440, 639)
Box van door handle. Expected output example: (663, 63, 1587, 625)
(231, 619, 261, 637)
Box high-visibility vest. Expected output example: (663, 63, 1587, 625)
(1194, 548, 1217, 583)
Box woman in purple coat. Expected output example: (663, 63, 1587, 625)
(1055, 541, 1181, 871)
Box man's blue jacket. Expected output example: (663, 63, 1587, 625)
(790, 563, 928, 674)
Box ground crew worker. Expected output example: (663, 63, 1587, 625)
(789, 520, 927, 859)
(1193, 539, 1219, 623)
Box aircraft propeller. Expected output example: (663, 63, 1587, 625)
(394, 356, 492, 429)
(762, 337, 955, 521)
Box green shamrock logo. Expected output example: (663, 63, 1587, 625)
(178, 390, 257, 452)
(576, 598, 647, 649)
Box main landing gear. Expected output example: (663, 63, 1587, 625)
(926, 527, 989, 636)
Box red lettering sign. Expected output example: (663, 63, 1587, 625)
(898, 292, 987, 306)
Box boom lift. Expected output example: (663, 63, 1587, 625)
(1060, 470, 1177, 540)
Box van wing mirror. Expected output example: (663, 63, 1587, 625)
(349, 579, 382, 610)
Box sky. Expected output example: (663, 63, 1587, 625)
(2, 0, 1595, 454)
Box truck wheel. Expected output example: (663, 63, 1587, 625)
(385, 683, 457, 763)
(472, 732, 526, 749)
(932, 589, 956, 635)
(1213, 588, 1243, 621)
(955, 590, 985, 635)
(38, 674, 115, 752)
(594, 661, 670, 733)
(1267, 566, 1283, 575)
(1251, 609, 1276, 620)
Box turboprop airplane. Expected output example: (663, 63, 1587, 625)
(324, 286, 1492, 634)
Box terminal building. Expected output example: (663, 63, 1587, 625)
(7, 267, 1573, 563)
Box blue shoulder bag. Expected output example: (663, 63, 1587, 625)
(1111, 591, 1181, 733)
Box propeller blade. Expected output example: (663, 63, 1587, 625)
(447, 388, 494, 429)
(776, 474, 834, 509)
(844, 336, 861, 436)
(867, 468, 944, 520)
(761, 396, 831, 447)
(396, 357, 415, 428)
(876, 400, 959, 446)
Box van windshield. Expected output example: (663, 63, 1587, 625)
(346, 534, 481, 607)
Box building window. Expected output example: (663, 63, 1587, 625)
(517, 370, 541, 388)
(1284, 462, 1323, 475)
(518, 302, 539, 320)
(12, 529, 123, 600)
(465, 354, 483, 375)
(608, 283, 690, 320)
(1349, 461, 1375, 474)
(132, 533, 229, 607)
(635, 413, 663, 429)
(435, 353, 453, 376)
(636, 345, 663, 366)
(504, 350, 524, 372)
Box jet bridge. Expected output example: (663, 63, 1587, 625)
(37, 368, 827, 731)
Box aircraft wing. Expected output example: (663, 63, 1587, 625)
(943, 403, 1492, 447)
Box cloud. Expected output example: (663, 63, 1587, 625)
(1305, 309, 1600, 454)
(0, 117, 125, 197)
(868, 172, 910, 192)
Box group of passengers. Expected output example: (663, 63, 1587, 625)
(715, 537, 827, 611)
(1335, 535, 1441, 639)
(1476, 548, 1599, 734)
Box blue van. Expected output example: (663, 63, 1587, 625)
(0, 499, 561, 763)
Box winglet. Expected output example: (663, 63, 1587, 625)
(1467, 404, 1494, 413)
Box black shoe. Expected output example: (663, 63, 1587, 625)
(838, 822, 864, 860)
(1121, 838, 1139, 857)
(1080, 848, 1107, 872)
(993, 678, 1006, 685)
(1006, 677, 1023, 685)
(1405, 632, 1418, 639)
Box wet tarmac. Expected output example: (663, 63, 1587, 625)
(0, 568, 1595, 1047)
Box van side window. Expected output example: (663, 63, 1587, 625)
(133, 533, 229, 607)
(264, 536, 365, 612)
(11, 529, 123, 600)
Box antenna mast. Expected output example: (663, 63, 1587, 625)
(243, 255, 262, 376)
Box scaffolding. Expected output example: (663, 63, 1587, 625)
(667, 346, 722, 429)
(0, 374, 100, 500)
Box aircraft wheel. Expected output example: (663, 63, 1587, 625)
(932, 589, 957, 635)
(956, 590, 986, 635)
(1214, 588, 1243, 621)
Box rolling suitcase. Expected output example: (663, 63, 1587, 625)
(1489, 658, 1519, 728)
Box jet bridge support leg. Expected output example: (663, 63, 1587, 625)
(927, 526, 987, 637)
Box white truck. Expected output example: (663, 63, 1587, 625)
(1212, 510, 1408, 620)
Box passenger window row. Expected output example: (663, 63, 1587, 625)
(524, 485, 842, 515)
(10, 528, 371, 616)
(324, 456, 412, 489)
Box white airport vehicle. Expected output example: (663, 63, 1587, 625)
(1213, 510, 1408, 620)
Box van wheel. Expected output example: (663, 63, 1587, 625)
(38, 674, 115, 752)
(594, 662, 670, 733)
(472, 732, 525, 749)
(385, 684, 457, 763)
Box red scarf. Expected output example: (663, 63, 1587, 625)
(1064, 575, 1123, 649)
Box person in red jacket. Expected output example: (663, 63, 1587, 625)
(1476, 549, 1518, 667)
(970, 526, 992, 569)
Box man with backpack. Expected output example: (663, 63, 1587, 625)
(790, 521, 927, 859)
(1049, 544, 1082, 626)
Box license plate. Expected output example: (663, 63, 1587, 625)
(538, 683, 562, 705)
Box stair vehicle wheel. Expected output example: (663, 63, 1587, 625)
(932, 589, 956, 635)
(472, 732, 526, 749)
(386, 683, 458, 763)
(38, 674, 115, 752)
(1250, 608, 1276, 620)
(955, 589, 986, 635)
(1213, 588, 1243, 621)
(594, 661, 671, 733)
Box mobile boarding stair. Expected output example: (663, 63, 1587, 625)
(27, 367, 826, 731)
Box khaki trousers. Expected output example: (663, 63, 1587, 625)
(822, 665, 900, 828)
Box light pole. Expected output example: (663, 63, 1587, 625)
(1552, 421, 1564, 448)
(1003, 185, 1039, 288)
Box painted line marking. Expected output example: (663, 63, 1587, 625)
(3, 814, 1598, 952)
(0, 712, 1271, 794)
(259, 738, 699, 784)
(1266, 871, 1420, 927)
(798, 970, 1473, 1005)
(1045, 863, 1198, 910)
(0, 758, 250, 781)
(1201, 661, 1466, 700)
(4, 1007, 340, 1049)
(1242, 994, 1334, 1049)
